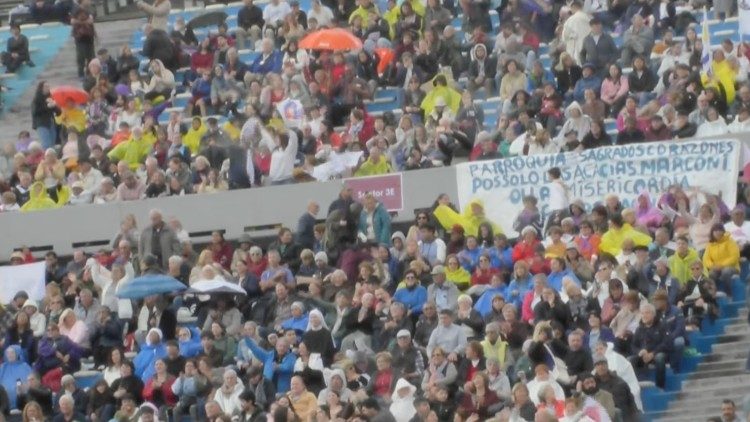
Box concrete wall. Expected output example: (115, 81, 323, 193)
(1, 166, 459, 257)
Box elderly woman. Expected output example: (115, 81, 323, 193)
(610, 290, 642, 354)
(281, 301, 309, 338)
(59, 308, 90, 350)
(34, 148, 65, 188)
(455, 295, 484, 341)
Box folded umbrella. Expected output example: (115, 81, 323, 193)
(50, 86, 89, 107)
(187, 278, 246, 295)
(299, 28, 363, 51)
(116, 274, 187, 299)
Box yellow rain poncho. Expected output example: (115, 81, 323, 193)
(355, 155, 392, 176)
(107, 134, 152, 170)
(599, 223, 652, 256)
(349, 4, 380, 25)
(223, 121, 241, 142)
(433, 198, 502, 237)
(445, 265, 471, 290)
(421, 83, 461, 116)
(21, 182, 63, 212)
(54, 107, 87, 133)
(383, 5, 399, 39)
(183, 121, 207, 155)
(703, 58, 738, 105)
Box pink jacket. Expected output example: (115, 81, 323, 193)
(600, 76, 629, 105)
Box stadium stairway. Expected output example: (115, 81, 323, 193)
(642, 275, 749, 422)
(0, 23, 70, 115)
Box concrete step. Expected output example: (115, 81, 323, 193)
(696, 358, 747, 371)
(723, 323, 750, 335)
(701, 349, 749, 361)
(650, 398, 745, 420)
(680, 373, 750, 390)
(710, 340, 750, 354)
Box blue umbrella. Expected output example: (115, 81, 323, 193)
(116, 274, 187, 299)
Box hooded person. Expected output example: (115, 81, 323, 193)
(634, 191, 665, 233)
(389, 378, 417, 422)
(468, 43, 497, 92)
(301, 309, 335, 366)
(20, 181, 65, 212)
(554, 101, 591, 145)
(134, 328, 167, 381)
(695, 107, 730, 138)
(316, 368, 353, 405)
(0, 346, 32, 409)
(434, 198, 501, 237)
(420, 74, 461, 116)
(280, 301, 309, 337)
(22, 299, 46, 338)
(178, 326, 202, 357)
(599, 214, 652, 256)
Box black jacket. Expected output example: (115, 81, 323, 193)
(580, 33, 618, 74)
(628, 69, 657, 93)
(238, 4, 264, 30)
(631, 320, 668, 355)
(142, 29, 176, 71)
(596, 372, 638, 420)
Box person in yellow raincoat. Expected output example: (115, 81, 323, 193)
(21, 182, 66, 212)
(433, 198, 501, 237)
(183, 117, 207, 155)
(223, 117, 241, 142)
(54, 104, 87, 133)
(348, 0, 380, 26)
(445, 254, 472, 290)
(383, 0, 399, 39)
(355, 147, 392, 176)
(421, 74, 461, 116)
(599, 214, 652, 256)
(107, 127, 152, 170)
(702, 49, 738, 105)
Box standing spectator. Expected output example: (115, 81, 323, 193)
(297, 201, 320, 250)
(31, 82, 58, 150)
(136, 0, 171, 32)
(70, 6, 96, 79)
(236, 0, 264, 50)
(139, 209, 181, 270)
(579, 18, 617, 76)
(358, 193, 392, 246)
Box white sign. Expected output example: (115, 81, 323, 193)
(455, 140, 740, 237)
(0, 261, 47, 304)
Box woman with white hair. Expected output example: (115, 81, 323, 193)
(302, 309, 335, 365)
(34, 148, 65, 188)
(455, 294, 484, 341)
(281, 301, 309, 338)
(59, 308, 90, 350)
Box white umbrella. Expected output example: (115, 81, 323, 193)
(187, 277, 246, 295)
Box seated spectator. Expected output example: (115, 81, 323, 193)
(1, 24, 33, 73)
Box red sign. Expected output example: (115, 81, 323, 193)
(345, 173, 403, 211)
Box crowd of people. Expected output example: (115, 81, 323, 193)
(0, 0, 749, 420)
(0, 177, 748, 421)
(2, 0, 750, 209)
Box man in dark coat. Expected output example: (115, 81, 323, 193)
(579, 18, 618, 76)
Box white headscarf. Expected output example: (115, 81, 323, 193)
(305, 308, 329, 331)
(389, 378, 417, 422)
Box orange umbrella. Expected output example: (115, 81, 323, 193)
(51, 86, 89, 107)
(299, 28, 363, 51)
(374, 48, 394, 76)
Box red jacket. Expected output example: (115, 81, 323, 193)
(212, 241, 234, 271)
(512, 239, 540, 263)
(471, 267, 500, 286)
(143, 376, 177, 407)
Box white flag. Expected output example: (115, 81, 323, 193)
(740, 0, 750, 40)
